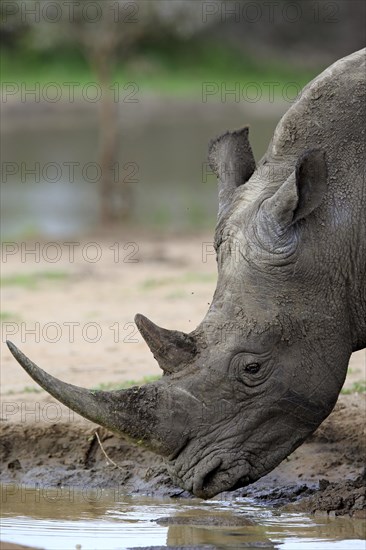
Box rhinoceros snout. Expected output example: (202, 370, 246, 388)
(170, 454, 251, 499)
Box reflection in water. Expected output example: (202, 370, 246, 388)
(1, 485, 365, 550)
(1, 99, 284, 237)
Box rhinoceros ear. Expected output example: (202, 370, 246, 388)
(264, 149, 328, 229)
(208, 127, 256, 218)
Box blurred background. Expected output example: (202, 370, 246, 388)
(1, 0, 365, 237)
(1, 0, 365, 420)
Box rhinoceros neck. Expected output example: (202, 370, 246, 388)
(244, 49, 366, 351)
(243, 49, 365, 201)
(269, 48, 365, 161)
(247, 49, 365, 189)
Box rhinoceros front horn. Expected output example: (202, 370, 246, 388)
(6, 340, 175, 457)
(135, 313, 196, 373)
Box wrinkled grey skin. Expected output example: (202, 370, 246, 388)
(8, 49, 366, 499)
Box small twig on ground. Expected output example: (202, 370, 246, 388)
(94, 430, 124, 470)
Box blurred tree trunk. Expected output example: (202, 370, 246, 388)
(91, 51, 119, 224)
(13, 0, 212, 226)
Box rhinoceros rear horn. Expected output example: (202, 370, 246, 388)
(135, 313, 196, 373)
(6, 340, 173, 456)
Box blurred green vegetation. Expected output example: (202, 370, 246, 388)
(0, 43, 317, 96)
(341, 381, 366, 394)
(140, 272, 216, 290)
(0, 311, 22, 322)
(1, 270, 68, 288)
(5, 386, 43, 395)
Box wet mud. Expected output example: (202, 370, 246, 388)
(1, 394, 365, 517)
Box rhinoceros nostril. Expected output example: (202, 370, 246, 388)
(193, 456, 222, 497)
(202, 460, 223, 491)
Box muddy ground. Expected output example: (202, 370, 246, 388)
(1, 233, 365, 517)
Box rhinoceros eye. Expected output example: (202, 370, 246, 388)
(231, 353, 267, 387)
(244, 362, 261, 374)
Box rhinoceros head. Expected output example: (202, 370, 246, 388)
(7, 128, 352, 499)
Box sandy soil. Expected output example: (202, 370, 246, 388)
(1, 232, 365, 515)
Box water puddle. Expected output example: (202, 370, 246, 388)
(1, 102, 280, 237)
(0, 485, 365, 550)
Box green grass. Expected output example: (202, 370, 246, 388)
(182, 273, 216, 283)
(1, 270, 68, 288)
(165, 290, 187, 300)
(0, 225, 42, 241)
(341, 381, 366, 394)
(4, 385, 43, 395)
(0, 44, 318, 98)
(141, 272, 216, 291)
(3, 376, 161, 396)
(23, 385, 43, 394)
(0, 311, 21, 322)
(141, 277, 176, 290)
(92, 375, 161, 391)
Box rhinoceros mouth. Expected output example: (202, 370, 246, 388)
(196, 464, 252, 499)
(171, 452, 251, 499)
(192, 456, 223, 498)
